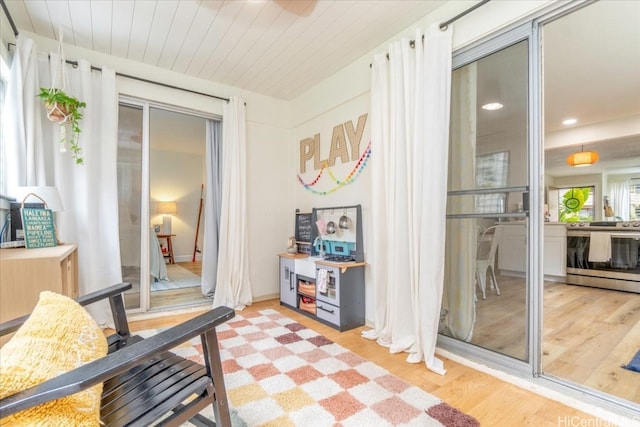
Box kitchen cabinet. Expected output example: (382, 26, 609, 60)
(314, 262, 365, 331)
(1, 244, 78, 344)
(497, 223, 527, 273)
(543, 224, 566, 277)
(496, 223, 567, 277)
(278, 254, 365, 331)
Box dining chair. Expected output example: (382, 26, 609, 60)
(475, 226, 502, 300)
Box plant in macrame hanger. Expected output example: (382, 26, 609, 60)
(38, 28, 86, 165)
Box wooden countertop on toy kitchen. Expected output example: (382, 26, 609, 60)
(278, 253, 366, 272)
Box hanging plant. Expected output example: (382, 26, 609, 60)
(39, 27, 86, 165)
(38, 87, 86, 164)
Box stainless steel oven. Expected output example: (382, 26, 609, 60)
(566, 222, 640, 293)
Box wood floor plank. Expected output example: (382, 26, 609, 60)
(542, 282, 640, 403)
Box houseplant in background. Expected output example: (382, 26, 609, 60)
(38, 87, 86, 165)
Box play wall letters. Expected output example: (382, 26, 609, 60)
(297, 113, 371, 195)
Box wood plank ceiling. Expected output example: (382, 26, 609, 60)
(4, 0, 446, 100)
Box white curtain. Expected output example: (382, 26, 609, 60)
(3, 36, 121, 326)
(202, 120, 222, 297)
(364, 25, 452, 375)
(608, 178, 630, 220)
(3, 37, 44, 190)
(212, 97, 253, 309)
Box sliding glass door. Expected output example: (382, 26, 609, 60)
(439, 26, 535, 366)
(439, 4, 639, 417)
(117, 99, 213, 312)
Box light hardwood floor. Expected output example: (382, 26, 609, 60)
(543, 281, 640, 403)
(123, 261, 209, 310)
(470, 274, 640, 404)
(130, 299, 608, 426)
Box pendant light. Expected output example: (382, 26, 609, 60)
(566, 145, 599, 167)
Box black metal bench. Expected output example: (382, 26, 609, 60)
(0, 282, 235, 426)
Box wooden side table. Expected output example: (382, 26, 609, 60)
(157, 234, 175, 264)
(0, 244, 78, 345)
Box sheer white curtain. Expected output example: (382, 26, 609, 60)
(608, 178, 630, 220)
(442, 64, 478, 342)
(3, 36, 120, 326)
(202, 120, 222, 297)
(364, 25, 452, 375)
(212, 97, 252, 309)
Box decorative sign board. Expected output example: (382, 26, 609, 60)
(295, 212, 313, 254)
(21, 207, 57, 248)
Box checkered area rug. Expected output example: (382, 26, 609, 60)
(138, 309, 479, 427)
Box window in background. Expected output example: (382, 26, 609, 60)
(630, 179, 640, 219)
(475, 151, 509, 213)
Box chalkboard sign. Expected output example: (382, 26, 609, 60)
(21, 207, 57, 248)
(295, 212, 313, 243)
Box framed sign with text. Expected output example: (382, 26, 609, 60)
(20, 205, 57, 249)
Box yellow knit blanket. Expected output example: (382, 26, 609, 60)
(0, 291, 108, 426)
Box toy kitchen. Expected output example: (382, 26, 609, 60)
(279, 205, 365, 331)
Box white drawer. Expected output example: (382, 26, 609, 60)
(316, 302, 340, 327)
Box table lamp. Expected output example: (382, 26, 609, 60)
(157, 201, 177, 234)
(15, 186, 64, 212)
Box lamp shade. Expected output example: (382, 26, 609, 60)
(15, 186, 64, 212)
(566, 150, 599, 167)
(157, 201, 177, 215)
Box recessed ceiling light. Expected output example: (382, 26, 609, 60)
(562, 118, 577, 126)
(482, 102, 503, 111)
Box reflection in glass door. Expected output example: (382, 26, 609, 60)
(440, 39, 530, 361)
(117, 103, 144, 310)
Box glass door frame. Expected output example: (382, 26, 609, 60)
(437, 22, 541, 378)
(439, 3, 639, 418)
(119, 97, 151, 313)
(118, 96, 219, 314)
(534, 2, 640, 417)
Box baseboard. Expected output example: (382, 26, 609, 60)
(173, 255, 201, 263)
(253, 293, 279, 303)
